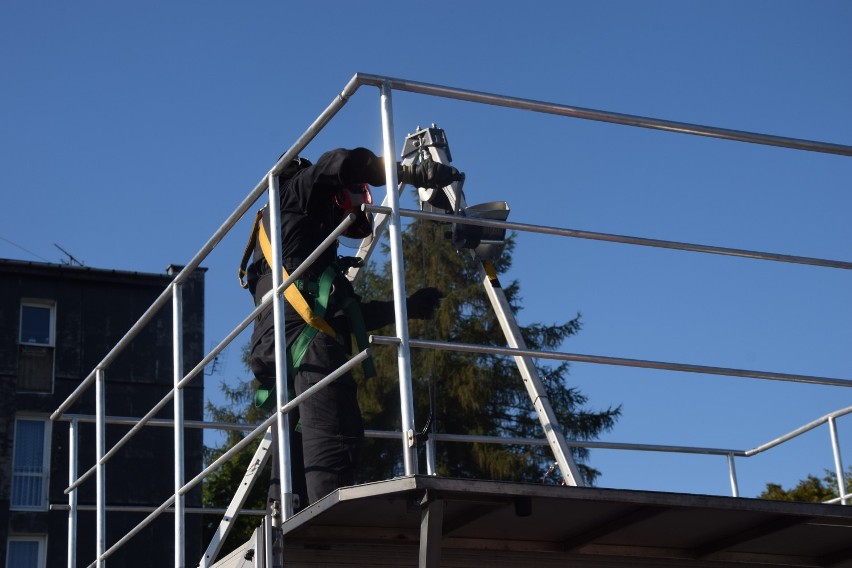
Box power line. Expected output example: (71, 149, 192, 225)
(0, 235, 51, 262)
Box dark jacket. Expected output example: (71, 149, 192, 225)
(248, 148, 394, 381)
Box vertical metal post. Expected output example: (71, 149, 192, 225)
(173, 283, 186, 567)
(267, 172, 293, 524)
(727, 453, 740, 497)
(67, 417, 78, 568)
(379, 81, 418, 474)
(426, 438, 437, 476)
(263, 511, 275, 568)
(828, 417, 847, 505)
(95, 368, 106, 567)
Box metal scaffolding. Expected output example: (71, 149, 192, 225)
(49, 74, 852, 568)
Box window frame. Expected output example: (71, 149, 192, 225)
(9, 415, 52, 512)
(17, 299, 57, 394)
(19, 300, 56, 347)
(5, 535, 48, 568)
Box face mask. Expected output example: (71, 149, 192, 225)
(333, 183, 374, 239)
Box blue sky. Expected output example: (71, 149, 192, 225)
(3, 1, 851, 499)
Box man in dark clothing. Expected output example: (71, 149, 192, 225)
(245, 147, 460, 505)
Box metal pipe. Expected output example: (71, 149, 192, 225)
(370, 336, 852, 388)
(365, 429, 744, 455)
(353, 73, 852, 157)
(95, 369, 105, 567)
(379, 82, 418, 474)
(67, 418, 78, 568)
(263, 509, 274, 568)
(57, 415, 256, 431)
(425, 437, 437, 476)
(744, 405, 852, 456)
(51, 504, 267, 516)
(828, 417, 847, 505)
(366, 205, 852, 272)
(727, 453, 740, 498)
(266, 171, 294, 520)
(90, 350, 370, 566)
(172, 284, 185, 568)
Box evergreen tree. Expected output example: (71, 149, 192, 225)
(354, 213, 621, 485)
(759, 467, 852, 503)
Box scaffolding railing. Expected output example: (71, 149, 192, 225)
(54, 400, 852, 527)
(49, 73, 852, 568)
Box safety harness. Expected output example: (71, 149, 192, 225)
(238, 206, 376, 410)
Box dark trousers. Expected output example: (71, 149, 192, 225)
(296, 333, 364, 503)
(250, 309, 363, 505)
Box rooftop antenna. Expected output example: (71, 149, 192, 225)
(54, 243, 85, 267)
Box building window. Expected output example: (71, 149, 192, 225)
(19, 303, 54, 345)
(10, 417, 51, 511)
(5, 536, 47, 568)
(17, 301, 55, 393)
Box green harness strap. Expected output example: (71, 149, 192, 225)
(334, 256, 376, 379)
(254, 259, 375, 411)
(341, 295, 376, 378)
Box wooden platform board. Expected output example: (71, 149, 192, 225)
(278, 475, 852, 568)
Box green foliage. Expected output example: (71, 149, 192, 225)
(759, 467, 852, 503)
(355, 213, 621, 485)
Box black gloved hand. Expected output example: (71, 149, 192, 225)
(397, 158, 463, 189)
(407, 287, 444, 320)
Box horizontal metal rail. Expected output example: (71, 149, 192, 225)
(51, 504, 266, 516)
(370, 336, 852, 388)
(88, 349, 370, 567)
(365, 430, 744, 457)
(354, 73, 852, 157)
(366, 205, 852, 271)
(54, 408, 846, 460)
(57, 414, 255, 432)
(59, 405, 847, 462)
(58, 405, 846, 512)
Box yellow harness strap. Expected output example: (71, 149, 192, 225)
(238, 206, 337, 339)
(257, 217, 338, 339)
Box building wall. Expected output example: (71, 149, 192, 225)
(0, 260, 206, 567)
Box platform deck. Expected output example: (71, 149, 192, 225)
(276, 475, 852, 567)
